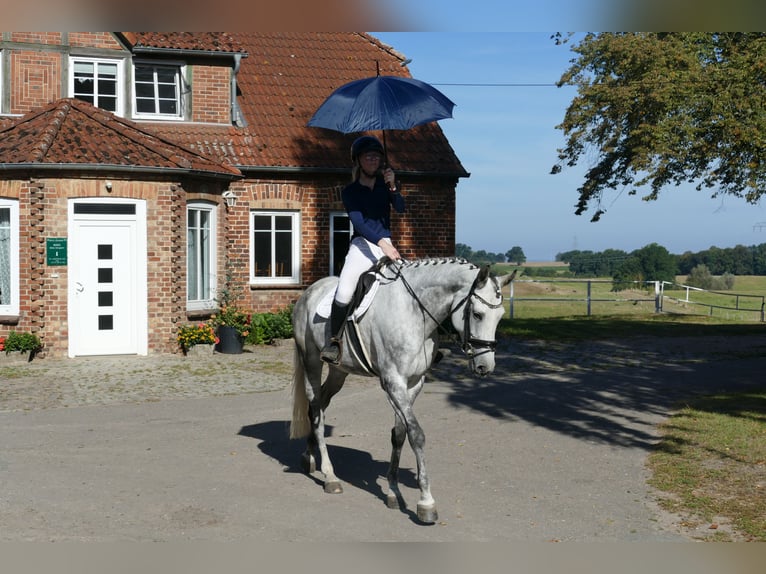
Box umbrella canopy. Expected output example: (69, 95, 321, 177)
(307, 75, 455, 134)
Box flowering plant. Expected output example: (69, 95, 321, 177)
(177, 323, 219, 350)
(208, 305, 251, 338)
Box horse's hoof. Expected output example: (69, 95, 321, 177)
(416, 503, 438, 523)
(301, 453, 315, 474)
(386, 494, 400, 509)
(324, 481, 343, 494)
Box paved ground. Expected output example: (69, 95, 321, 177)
(1, 333, 764, 541)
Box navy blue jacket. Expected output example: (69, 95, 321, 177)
(342, 177, 406, 244)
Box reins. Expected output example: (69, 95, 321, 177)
(380, 260, 503, 360)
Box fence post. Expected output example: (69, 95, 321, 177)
(654, 281, 661, 313)
(509, 281, 515, 319)
(587, 280, 592, 316)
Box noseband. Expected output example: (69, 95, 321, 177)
(386, 262, 504, 362)
(450, 274, 504, 359)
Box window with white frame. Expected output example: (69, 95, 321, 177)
(0, 49, 4, 114)
(133, 62, 184, 119)
(330, 212, 353, 276)
(187, 202, 217, 310)
(250, 211, 300, 285)
(70, 57, 124, 115)
(0, 200, 19, 315)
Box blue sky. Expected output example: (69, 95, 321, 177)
(373, 32, 766, 261)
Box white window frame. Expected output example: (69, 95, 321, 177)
(250, 210, 301, 285)
(329, 211, 353, 276)
(186, 202, 218, 311)
(69, 56, 125, 116)
(0, 199, 20, 316)
(132, 60, 186, 121)
(0, 49, 4, 114)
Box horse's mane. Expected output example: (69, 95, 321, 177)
(380, 256, 479, 270)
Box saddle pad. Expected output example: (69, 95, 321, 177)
(317, 279, 380, 320)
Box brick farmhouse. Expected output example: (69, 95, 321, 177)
(0, 32, 467, 358)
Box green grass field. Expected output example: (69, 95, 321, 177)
(494, 267, 766, 328)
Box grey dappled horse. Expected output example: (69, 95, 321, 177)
(290, 257, 515, 523)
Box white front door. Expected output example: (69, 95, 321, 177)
(68, 200, 147, 357)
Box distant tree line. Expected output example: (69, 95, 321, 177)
(555, 242, 766, 291)
(456, 243, 526, 265)
(456, 242, 766, 292)
(556, 243, 766, 277)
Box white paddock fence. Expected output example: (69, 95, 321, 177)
(506, 279, 765, 322)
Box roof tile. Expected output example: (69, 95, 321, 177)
(149, 32, 467, 176)
(0, 98, 241, 178)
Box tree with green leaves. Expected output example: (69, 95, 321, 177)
(505, 246, 526, 265)
(612, 243, 678, 289)
(553, 33, 766, 221)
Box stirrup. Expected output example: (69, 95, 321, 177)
(320, 338, 342, 365)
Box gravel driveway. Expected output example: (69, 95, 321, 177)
(1, 334, 764, 541)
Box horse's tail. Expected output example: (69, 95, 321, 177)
(289, 345, 311, 439)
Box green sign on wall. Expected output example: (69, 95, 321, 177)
(46, 238, 68, 266)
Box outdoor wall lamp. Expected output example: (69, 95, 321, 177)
(105, 181, 113, 192)
(222, 190, 238, 208)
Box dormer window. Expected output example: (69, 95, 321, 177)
(133, 62, 185, 120)
(70, 57, 124, 116)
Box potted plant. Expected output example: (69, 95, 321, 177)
(177, 323, 218, 356)
(209, 259, 252, 354)
(208, 306, 251, 354)
(1, 331, 42, 362)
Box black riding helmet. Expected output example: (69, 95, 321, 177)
(350, 135, 384, 163)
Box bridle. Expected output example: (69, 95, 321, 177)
(449, 273, 504, 359)
(388, 262, 504, 360)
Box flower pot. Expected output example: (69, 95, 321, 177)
(184, 344, 215, 357)
(215, 325, 244, 354)
(1, 350, 34, 364)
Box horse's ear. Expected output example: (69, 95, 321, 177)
(498, 269, 517, 287)
(476, 264, 491, 287)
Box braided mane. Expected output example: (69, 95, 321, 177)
(383, 256, 479, 270)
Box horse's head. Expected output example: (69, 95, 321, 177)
(450, 265, 516, 377)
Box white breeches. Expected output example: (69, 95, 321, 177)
(334, 236, 389, 305)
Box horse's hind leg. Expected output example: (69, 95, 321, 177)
(310, 366, 347, 494)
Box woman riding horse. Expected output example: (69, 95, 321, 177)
(320, 135, 405, 365)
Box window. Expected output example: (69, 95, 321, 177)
(0, 200, 19, 315)
(330, 212, 353, 276)
(250, 211, 300, 285)
(133, 62, 184, 119)
(70, 57, 124, 115)
(187, 203, 217, 310)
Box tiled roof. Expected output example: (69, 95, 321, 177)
(120, 32, 245, 54)
(0, 33, 466, 180)
(0, 98, 241, 179)
(147, 32, 467, 177)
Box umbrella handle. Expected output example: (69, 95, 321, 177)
(381, 130, 396, 191)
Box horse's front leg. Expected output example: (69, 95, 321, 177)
(385, 375, 425, 510)
(383, 376, 437, 523)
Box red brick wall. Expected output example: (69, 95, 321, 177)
(8, 33, 63, 45)
(227, 175, 457, 313)
(191, 65, 231, 124)
(10, 50, 61, 114)
(68, 33, 123, 50)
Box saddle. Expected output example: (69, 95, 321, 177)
(317, 258, 396, 375)
(317, 257, 393, 321)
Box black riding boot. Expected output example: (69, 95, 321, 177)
(320, 301, 349, 365)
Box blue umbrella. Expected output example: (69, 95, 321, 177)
(307, 75, 455, 134)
